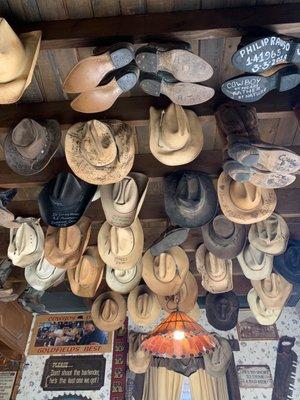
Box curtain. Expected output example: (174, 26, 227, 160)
(142, 366, 184, 400)
(189, 369, 229, 400)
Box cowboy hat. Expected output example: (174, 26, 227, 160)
(251, 273, 293, 309)
(8, 217, 44, 268)
(127, 284, 161, 326)
(237, 242, 273, 280)
(92, 291, 126, 332)
(25, 256, 66, 291)
(0, 19, 41, 104)
(247, 288, 281, 325)
(142, 246, 189, 296)
(164, 170, 218, 228)
(0, 189, 20, 229)
(38, 172, 97, 228)
(248, 213, 289, 255)
(217, 172, 277, 224)
(100, 172, 148, 228)
(44, 216, 91, 269)
(98, 219, 144, 270)
(187, 303, 202, 321)
(68, 246, 104, 298)
(274, 240, 300, 285)
(203, 335, 232, 377)
(4, 119, 61, 176)
(128, 331, 151, 374)
(65, 119, 135, 185)
(202, 214, 246, 260)
(106, 261, 142, 294)
(205, 291, 239, 331)
(196, 244, 233, 294)
(149, 103, 203, 166)
(149, 226, 190, 257)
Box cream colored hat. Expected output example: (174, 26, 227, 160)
(247, 288, 282, 325)
(25, 256, 66, 291)
(203, 335, 232, 377)
(98, 218, 144, 270)
(100, 172, 148, 228)
(127, 284, 161, 326)
(91, 291, 126, 332)
(217, 172, 277, 224)
(106, 261, 142, 294)
(237, 242, 273, 280)
(68, 246, 105, 298)
(65, 120, 135, 185)
(248, 213, 289, 255)
(251, 273, 293, 309)
(128, 331, 151, 374)
(8, 217, 44, 268)
(142, 246, 189, 296)
(196, 244, 233, 294)
(0, 19, 41, 104)
(187, 303, 202, 321)
(149, 103, 203, 166)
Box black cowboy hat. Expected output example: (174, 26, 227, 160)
(205, 291, 239, 331)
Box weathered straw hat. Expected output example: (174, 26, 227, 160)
(44, 216, 91, 269)
(98, 219, 144, 270)
(202, 214, 246, 260)
(217, 172, 277, 224)
(203, 335, 232, 377)
(164, 170, 218, 228)
(205, 291, 239, 331)
(274, 240, 300, 285)
(65, 119, 135, 185)
(100, 172, 148, 228)
(68, 246, 104, 297)
(248, 213, 289, 255)
(157, 271, 198, 313)
(92, 291, 126, 332)
(196, 244, 233, 294)
(106, 261, 142, 294)
(149, 103, 203, 166)
(237, 242, 273, 280)
(4, 119, 61, 176)
(142, 246, 189, 296)
(247, 288, 281, 325)
(0, 189, 20, 229)
(128, 331, 151, 374)
(127, 284, 161, 326)
(25, 256, 66, 291)
(8, 217, 44, 268)
(251, 273, 293, 309)
(0, 19, 41, 104)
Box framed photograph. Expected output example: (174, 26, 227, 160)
(237, 312, 278, 341)
(28, 313, 113, 355)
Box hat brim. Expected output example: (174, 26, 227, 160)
(91, 291, 126, 332)
(127, 285, 161, 326)
(251, 276, 292, 309)
(237, 246, 273, 280)
(247, 289, 281, 325)
(106, 262, 142, 294)
(25, 257, 66, 291)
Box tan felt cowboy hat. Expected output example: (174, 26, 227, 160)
(127, 284, 161, 326)
(251, 273, 293, 310)
(247, 288, 282, 326)
(0, 19, 41, 104)
(100, 172, 148, 228)
(98, 219, 144, 270)
(8, 217, 44, 268)
(128, 331, 151, 374)
(92, 291, 126, 332)
(196, 244, 233, 294)
(44, 216, 91, 269)
(149, 103, 203, 166)
(68, 246, 104, 298)
(25, 256, 66, 291)
(157, 271, 198, 313)
(65, 119, 135, 185)
(106, 261, 142, 294)
(237, 242, 273, 280)
(217, 172, 277, 224)
(248, 213, 289, 255)
(203, 335, 232, 377)
(142, 246, 189, 296)
(187, 303, 201, 321)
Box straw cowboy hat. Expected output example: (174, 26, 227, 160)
(217, 172, 277, 224)
(100, 172, 148, 228)
(247, 288, 282, 325)
(142, 246, 189, 296)
(65, 119, 135, 185)
(92, 291, 126, 332)
(237, 242, 273, 280)
(188, 303, 202, 321)
(25, 256, 66, 291)
(202, 214, 246, 260)
(0, 18, 41, 104)
(4, 119, 61, 176)
(0, 189, 20, 229)
(8, 217, 44, 268)
(274, 239, 300, 285)
(251, 273, 293, 310)
(149, 103, 203, 166)
(127, 284, 161, 326)
(196, 244, 233, 294)
(68, 246, 105, 298)
(106, 261, 142, 294)
(128, 331, 151, 374)
(205, 291, 239, 331)
(164, 170, 218, 228)
(44, 216, 91, 269)
(203, 335, 233, 377)
(98, 219, 144, 270)
(248, 213, 289, 255)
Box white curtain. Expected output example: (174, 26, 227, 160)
(142, 366, 184, 400)
(189, 369, 229, 400)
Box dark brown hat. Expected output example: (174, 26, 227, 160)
(205, 291, 239, 331)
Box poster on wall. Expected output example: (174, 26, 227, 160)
(237, 313, 278, 341)
(237, 365, 273, 389)
(0, 371, 17, 400)
(28, 313, 113, 355)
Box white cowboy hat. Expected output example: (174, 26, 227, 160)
(237, 242, 273, 280)
(106, 261, 142, 294)
(25, 256, 66, 291)
(247, 288, 281, 325)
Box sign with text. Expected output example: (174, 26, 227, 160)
(0, 371, 17, 400)
(237, 365, 273, 389)
(237, 313, 278, 341)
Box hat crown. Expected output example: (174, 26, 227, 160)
(11, 119, 45, 159)
(112, 176, 139, 214)
(154, 253, 177, 283)
(100, 298, 117, 322)
(137, 292, 152, 317)
(206, 252, 227, 281)
(57, 226, 81, 254)
(159, 104, 190, 151)
(176, 174, 203, 209)
(110, 226, 134, 257)
(230, 181, 261, 211)
(245, 244, 265, 271)
(75, 254, 97, 286)
(15, 222, 37, 255)
(212, 215, 235, 239)
(114, 267, 136, 283)
(261, 273, 280, 298)
(36, 258, 56, 279)
(51, 173, 83, 205)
